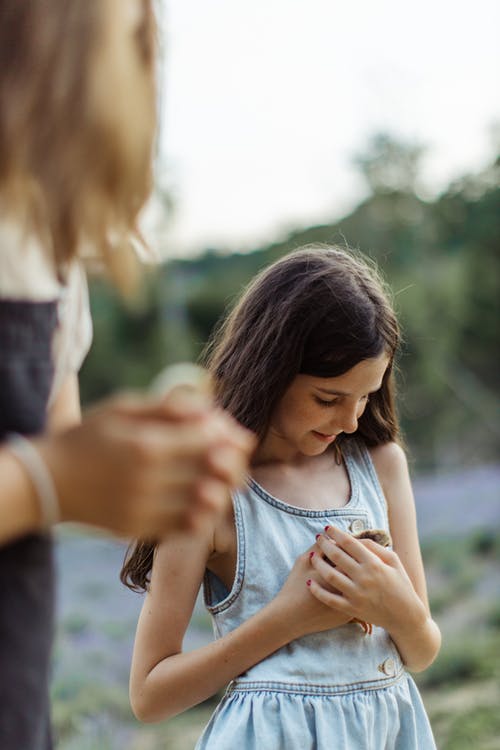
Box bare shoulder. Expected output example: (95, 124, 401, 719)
(369, 441, 409, 496)
(151, 513, 217, 586)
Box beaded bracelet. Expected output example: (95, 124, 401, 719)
(6, 433, 61, 528)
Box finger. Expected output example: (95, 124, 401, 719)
(324, 525, 377, 565)
(158, 389, 213, 419)
(99, 390, 213, 423)
(310, 552, 356, 595)
(306, 578, 353, 613)
(206, 445, 250, 487)
(84, 391, 156, 418)
(137, 479, 228, 537)
(150, 363, 212, 399)
(129, 420, 241, 462)
(194, 477, 230, 513)
(183, 478, 231, 531)
(158, 461, 210, 492)
(210, 412, 257, 452)
(315, 534, 360, 577)
(159, 443, 249, 491)
(131, 495, 189, 537)
(359, 539, 399, 567)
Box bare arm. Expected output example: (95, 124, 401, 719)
(372, 442, 441, 671)
(130, 527, 292, 722)
(308, 442, 441, 672)
(130, 521, 354, 723)
(0, 374, 82, 543)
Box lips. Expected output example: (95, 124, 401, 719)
(312, 431, 338, 444)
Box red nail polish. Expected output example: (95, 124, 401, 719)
(306, 579, 312, 586)
(315, 533, 321, 541)
(309, 551, 315, 559)
(324, 525, 330, 532)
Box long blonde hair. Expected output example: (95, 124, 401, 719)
(0, 0, 157, 289)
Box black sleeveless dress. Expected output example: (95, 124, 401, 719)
(0, 299, 58, 749)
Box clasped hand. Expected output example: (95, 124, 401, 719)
(307, 526, 419, 632)
(274, 525, 422, 640)
(39, 389, 255, 537)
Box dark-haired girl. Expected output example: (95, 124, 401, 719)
(124, 246, 440, 749)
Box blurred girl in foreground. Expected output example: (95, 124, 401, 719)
(0, 2, 252, 747)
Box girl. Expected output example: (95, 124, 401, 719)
(124, 246, 440, 749)
(0, 2, 252, 748)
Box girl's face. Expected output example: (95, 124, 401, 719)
(265, 353, 390, 460)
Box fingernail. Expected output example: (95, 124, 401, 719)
(306, 579, 312, 587)
(324, 525, 330, 532)
(309, 551, 315, 559)
(315, 533, 321, 541)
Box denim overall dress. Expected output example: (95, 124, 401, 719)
(197, 438, 437, 749)
(0, 299, 58, 750)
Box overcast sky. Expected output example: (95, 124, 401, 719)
(155, 0, 500, 257)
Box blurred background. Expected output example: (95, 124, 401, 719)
(52, 1, 500, 748)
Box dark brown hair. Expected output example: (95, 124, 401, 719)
(121, 245, 401, 592)
(0, 0, 157, 290)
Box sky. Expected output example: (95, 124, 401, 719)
(153, 0, 500, 257)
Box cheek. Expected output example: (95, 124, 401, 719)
(273, 394, 315, 431)
(90, 0, 155, 163)
(357, 400, 369, 419)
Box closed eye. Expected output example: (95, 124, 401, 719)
(314, 394, 370, 408)
(314, 396, 340, 408)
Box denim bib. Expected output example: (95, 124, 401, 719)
(198, 439, 436, 749)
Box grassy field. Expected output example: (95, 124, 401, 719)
(51, 527, 500, 749)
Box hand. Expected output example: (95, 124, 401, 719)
(37, 392, 255, 537)
(272, 546, 352, 639)
(307, 526, 425, 632)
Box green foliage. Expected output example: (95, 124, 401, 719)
(61, 613, 91, 637)
(417, 634, 500, 689)
(52, 679, 134, 742)
(470, 529, 500, 558)
(486, 603, 500, 631)
(442, 705, 500, 750)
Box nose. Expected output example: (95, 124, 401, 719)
(332, 404, 359, 435)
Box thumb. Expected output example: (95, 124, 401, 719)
(85, 391, 211, 423)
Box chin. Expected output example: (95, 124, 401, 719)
(303, 443, 329, 457)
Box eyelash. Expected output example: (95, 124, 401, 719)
(314, 395, 370, 408)
(314, 397, 339, 408)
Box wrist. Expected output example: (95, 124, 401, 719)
(264, 595, 304, 644)
(34, 433, 75, 524)
(6, 434, 61, 527)
(387, 596, 429, 640)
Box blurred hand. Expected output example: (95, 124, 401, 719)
(37, 392, 255, 537)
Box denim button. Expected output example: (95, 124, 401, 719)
(379, 657, 396, 676)
(350, 519, 365, 534)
